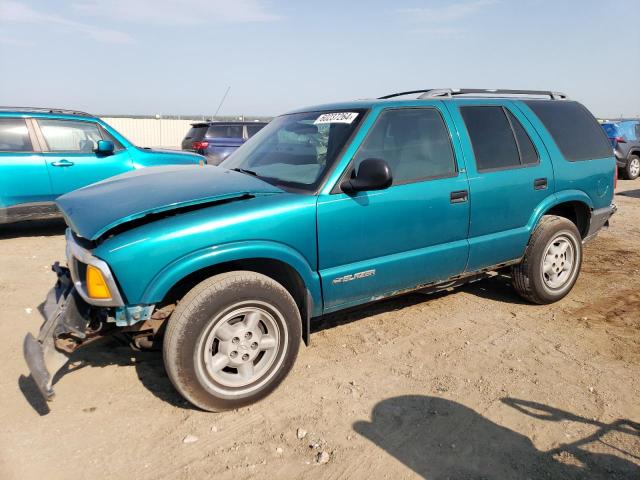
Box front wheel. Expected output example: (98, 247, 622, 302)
(163, 271, 301, 412)
(512, 215, 583, 304)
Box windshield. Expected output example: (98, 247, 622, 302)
(220, 110, 365, 191)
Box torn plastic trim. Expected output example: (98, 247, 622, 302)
(23, 265, 92, 400)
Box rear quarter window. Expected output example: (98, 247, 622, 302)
(524, 101, 611, 161)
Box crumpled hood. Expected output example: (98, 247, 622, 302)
(57, 165, 284, 241)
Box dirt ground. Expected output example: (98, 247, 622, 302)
(1, 181, 638, 480)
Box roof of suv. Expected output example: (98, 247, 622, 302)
(0, 106, 98, 120)
(190, 121, 269, 127)
(290, 88, 571, 114)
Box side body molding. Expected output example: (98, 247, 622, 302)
(140, 240, 323, 317)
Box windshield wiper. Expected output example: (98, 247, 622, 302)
(231, 167, 258, 177)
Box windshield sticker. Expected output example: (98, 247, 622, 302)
(314, 112, 359, 125)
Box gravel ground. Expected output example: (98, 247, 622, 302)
(0, 180, 638, 480)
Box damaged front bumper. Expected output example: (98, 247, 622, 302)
(23, 263, 92, 400)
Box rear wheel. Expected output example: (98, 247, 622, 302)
(163, 271, 301, 412)
(623, 154, 640, 180)
(512, 215, 582, 304)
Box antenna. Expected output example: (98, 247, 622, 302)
(213, 86, 231, 118)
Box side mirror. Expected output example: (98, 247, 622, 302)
(95, 140, 114, 155)
(341, 158, 392, 193)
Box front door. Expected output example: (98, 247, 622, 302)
(317, 106, 470, 312)
(36, 118, 132, 196)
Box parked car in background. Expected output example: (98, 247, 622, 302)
(181, 121, 268, 165)
(601, 120, 640, 180)
(0, 107, 204, 224)
(25, 89, 616, 412)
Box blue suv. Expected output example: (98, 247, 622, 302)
(0, 107, 203, 224)
(601, 120, 640, 180)
(24, 89, 616, 411)
(182, 121, 267, 165)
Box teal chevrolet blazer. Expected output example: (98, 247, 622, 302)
(0, 107, 202, 224)
(24, 89, 616, 411)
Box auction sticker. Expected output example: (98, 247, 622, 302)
(314, 112, 359, 125)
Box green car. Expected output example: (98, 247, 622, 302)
(0, 107, 203, 224)
(24, 89, 616, 412)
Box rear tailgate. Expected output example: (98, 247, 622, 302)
(182, 124, 208, 150)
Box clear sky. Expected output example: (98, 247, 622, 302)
(1, 0, 639, 118)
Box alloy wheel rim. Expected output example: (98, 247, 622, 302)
(541, 235, 576, 290)
(196, 302, 286, 395)
(630, 158, 640, 178)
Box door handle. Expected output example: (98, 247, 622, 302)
(450, 190, 468, 204)
(51, 159, 75, 167)
(534, 178, 548, 190)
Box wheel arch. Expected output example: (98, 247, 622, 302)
(529, 192, 593, 239)
(141, 241, 322, 344)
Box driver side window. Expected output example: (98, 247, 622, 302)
(353, 108, 457, 185)
(37, 119, 103, 153)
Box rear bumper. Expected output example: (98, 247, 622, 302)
(584, 203, 617, 243)
(23, 264, 91, 400)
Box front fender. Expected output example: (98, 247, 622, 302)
(526, 190, 594, 232)
(140, 240, 323, 316)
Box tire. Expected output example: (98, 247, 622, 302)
(622, 154, 640, 180)
(512, 215, 583, 304)
(163, 271, 301, 412)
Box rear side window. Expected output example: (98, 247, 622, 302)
(461, 106, 520, 170)
(524, 101, 611, 161)
(506, 110, 538, 165)
(246, 124, 266, 138)
(0, 118, 33, 152)
(207, 125, 243, 138)
(461, 106, 539, 171)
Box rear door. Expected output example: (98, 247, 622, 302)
(35, 118, 133, 196)
(447, 101, 554, 271)
(0, 117, 53, 209)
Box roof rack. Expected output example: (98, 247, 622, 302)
(0, 106, 94, 117)
(379, 89, 569, 100)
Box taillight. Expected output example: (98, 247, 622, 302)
(192, 141, 209, 150)
(614, 136, 626, 144)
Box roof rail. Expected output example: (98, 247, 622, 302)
(0, 106, 94, 117)
(378, 89, 438, 100)
(379, 89, 569, 101)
